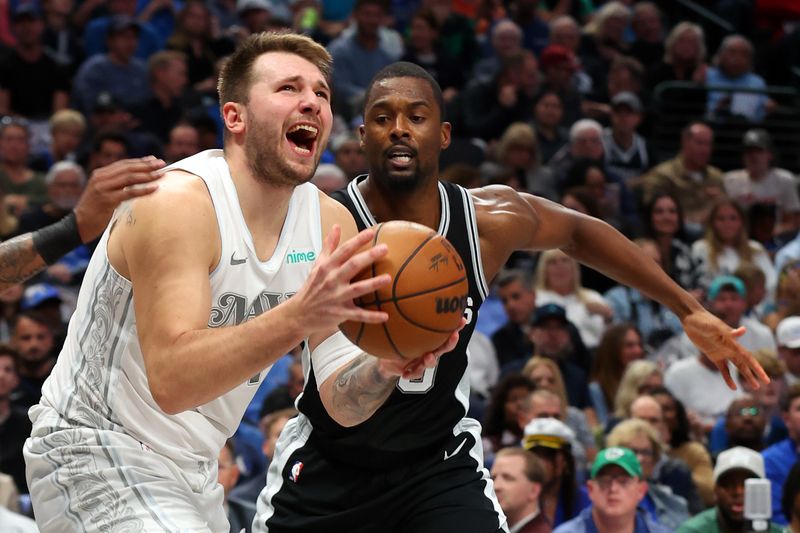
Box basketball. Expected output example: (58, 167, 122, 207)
(340, 221, 469, 360)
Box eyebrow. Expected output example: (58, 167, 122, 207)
(276, 75, 331, 93)
(369, 99, 433, 111)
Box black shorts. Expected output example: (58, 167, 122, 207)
(258, 416, 507, 533)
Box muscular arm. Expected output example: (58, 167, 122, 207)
(475, 185, 768, 388)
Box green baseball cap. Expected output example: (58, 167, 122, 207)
(591, 447, 642, 479)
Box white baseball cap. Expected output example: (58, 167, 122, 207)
(777, 316, 800, 348)
(713, 446, 765, 483)
(521, 418, 575, 450)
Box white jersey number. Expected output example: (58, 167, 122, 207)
(397, 297, 474, 394)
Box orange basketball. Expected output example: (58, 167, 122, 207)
(340, 221, 469, 360)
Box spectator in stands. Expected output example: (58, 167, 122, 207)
(523, 356, 596, 450)
(72, 16, 151, 117)
(629, 395, 708, 513)
(218, 438, 253, 532)
(86, 130, 130, 173)
(606, 419, 690, 530)
(492, 269, 538, 367)
(764, 382, 800, 524)
(604, 239, 683, 350)
(601, 92, 653, 187)
(136, 50, 190, 143)
(782, 462, 800, 533)
(640, 121, 724, 233)
(589, 324, 645, 427)
(735, 263, 769, 319)
(765, 262, 800, 331)
(646, 22, 708, 91)
(547, 16, 592, 95)
(41, 0, 85, 74)
(458, 50, 540, 141)
(534, 249, 612, 350)
(641, 192, 703, 293)
(722, 395, 769, 452)
(11, 311, 55, 410)
(778, 317, 800, 386)
(563, 158, 625, 232)
(523, 418, 590, 528)
(664, 340, 745, 435)
(724, 129, 800, 238)
(709, 350, 788, 456)
(522, 388, 594, 468)
(165, 0, 235, 95)
(32, 109, 86, 171)
(0, 345, 31, 495)
(554, 446, 671, 533)
(609, 361, 664, 431)
(237, 0, 278, 36)
(0, 119, 48, 216)
(714, 274, 776, 351)
(0, 5, 70, 121)
(679, 446, 782, 533)
(229, 407, 296, 511)
(528, 304, 591, 408)
(329, 132, 366, 181)
(578, 2, 631, 96)
(400, 8, 464, 103)
(311, 163, 348, 195)
(16, 161, 89, 286)
(328, 0, 397, 120)
(538, 44, 584, 127)
(508, 0, 550, 56)
(629, 2, 664, 68)
(549, 119, 605, 191)
(82, 0, 162, 59)
(164, 123, 200, 164)
(531, 90, 568, 164)
(259, 354, 303, 419)
(473, 19, 525, 83)
(424, 0, 481, 72)
(480, 122, 557, 200)
(483, 374, 536, 462)
(650, 387, 716, 507)
(705, 34, 771, 122)
(692, 200, 777, 296)
(491, 448, 551, 533)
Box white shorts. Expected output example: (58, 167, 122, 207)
(25, 410, 228, 533)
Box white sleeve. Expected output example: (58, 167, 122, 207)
(310, 331, 364, 390)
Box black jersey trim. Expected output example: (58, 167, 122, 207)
(346, 177, 375, 228)
(437, 182, 450, 236)
(460, 187, 489, 301)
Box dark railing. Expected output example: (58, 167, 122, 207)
(649, 81, 800, 173)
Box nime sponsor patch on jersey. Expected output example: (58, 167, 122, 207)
(286, 249, 317, 264)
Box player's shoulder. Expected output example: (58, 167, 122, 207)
(318, 188, 359, 239)
(469, 185, 537, 224)
(130, 169, 213, 216)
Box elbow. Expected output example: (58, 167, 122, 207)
(148, 370, 187, 415)
(330, 412, 363, 428)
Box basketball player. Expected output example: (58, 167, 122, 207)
(255, 62, 769, 532)
(24, 35, 449, 532)
(0, 156, 163, 291)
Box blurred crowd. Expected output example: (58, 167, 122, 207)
(1, 0, 800, 531)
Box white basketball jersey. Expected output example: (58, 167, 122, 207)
(33, 149, 322, 464)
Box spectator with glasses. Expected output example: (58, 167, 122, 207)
(554, 446, 673, 533)
(606, 419, 692, 529)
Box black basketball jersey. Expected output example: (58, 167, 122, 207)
(297, 176, 489, 468)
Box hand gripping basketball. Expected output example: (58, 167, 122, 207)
(340, 221, 469, 360)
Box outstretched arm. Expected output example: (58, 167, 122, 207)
(474, 185, 769, 389)
(0, 157, 164, 291)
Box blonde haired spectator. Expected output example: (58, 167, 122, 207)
(613, 360, 663, 419)
(535, 249, 612, 349)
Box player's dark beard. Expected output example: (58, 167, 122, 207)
(245, 114, 316, 187)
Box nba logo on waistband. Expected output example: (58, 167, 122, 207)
(289, 460, 304, 482)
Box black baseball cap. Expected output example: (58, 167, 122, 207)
(532, 303, 568, 327)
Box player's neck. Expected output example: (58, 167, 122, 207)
(359, 176, 441, 230)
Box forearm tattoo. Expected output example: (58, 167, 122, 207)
(332, 354, 397, 425)
(0, 234, 47, 289)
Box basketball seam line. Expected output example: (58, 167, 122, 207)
(361, 275, 468, 305)
(393, 276, 468, 333)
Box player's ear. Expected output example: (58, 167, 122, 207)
(440, 122, 451, 150)
(358, 124, 366, 148)
(222, 102, 245, 136)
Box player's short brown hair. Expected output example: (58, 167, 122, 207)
(217, 31, 332, 106)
